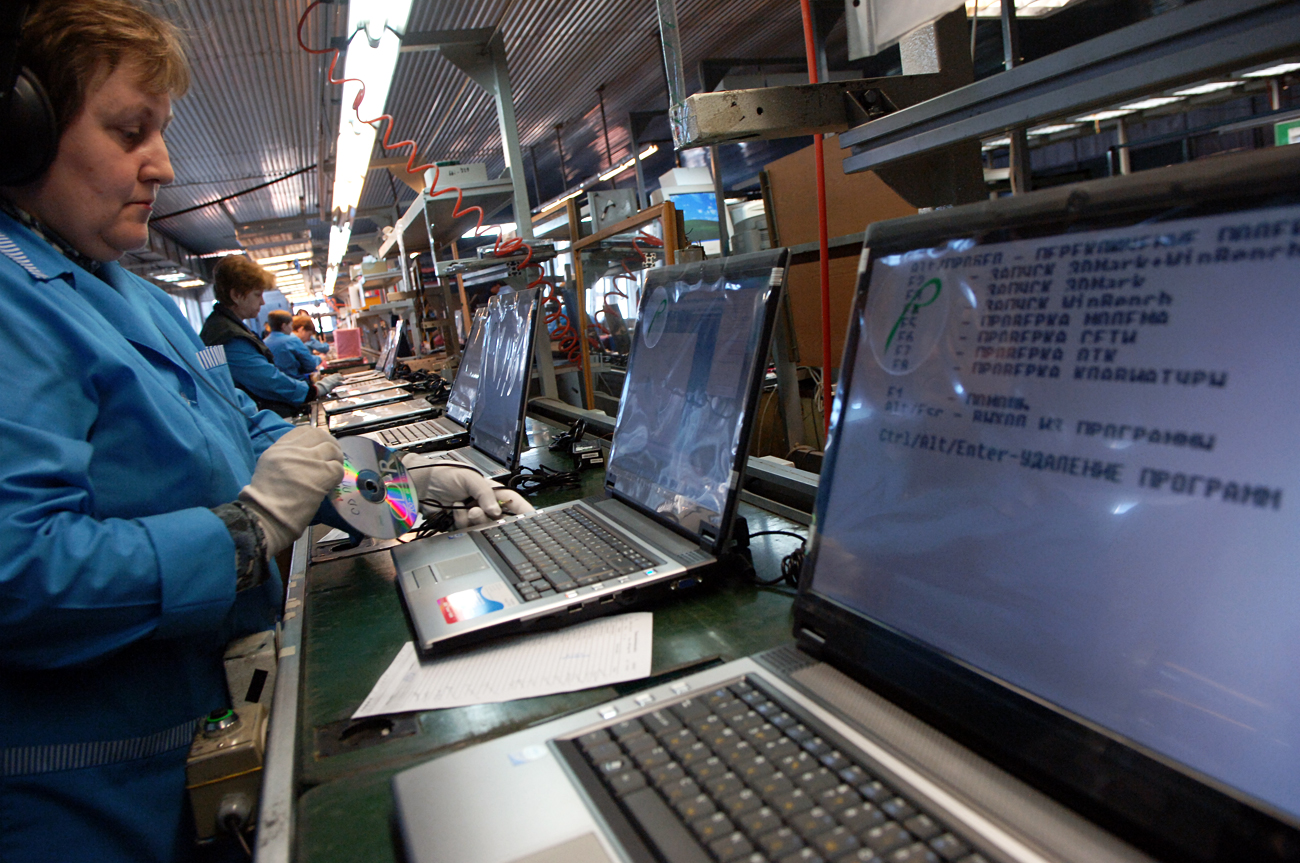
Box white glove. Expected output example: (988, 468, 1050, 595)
(406, 456, 534, 529)
(239, 427, 345, 554)
(317, 373, 344, 395)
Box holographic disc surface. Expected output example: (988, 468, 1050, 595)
(331, 437, 419, 539)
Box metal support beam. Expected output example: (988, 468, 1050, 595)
(398, 28, 494, 52)
(655, 0, 689, 140)
(439, 33, 534, 240)
(1115, 117, 1132, 175)
(841, 0, 1300, 176)
(534, 295, 559, 399)
(708, 145, 730, 256)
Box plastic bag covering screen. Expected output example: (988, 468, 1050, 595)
(469, 289, 537, 468)
(810, 205, 1300, 820)
(606, 253, 780, 543)
(379, 320, 402, 378)
(445, 310, 488, 427)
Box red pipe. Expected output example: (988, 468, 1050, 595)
(798, 0, 833, 443)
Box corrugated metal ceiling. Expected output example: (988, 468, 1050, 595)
(146, 0, 828, 263)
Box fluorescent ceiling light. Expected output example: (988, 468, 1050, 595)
(965, 0, 1077, 17)
(325, 264, 340, 292)
(1242, 62, 1300, 78)
(1119, 96, 1184, 110)
(199, 248, 244, 258)
(1173, 81, 1242, 96)
(597, 144, 661, 182)
(1075, 109, 1137, 122)
(327, 0, 413, 267)
(1027, 123, 1078, 136)
(981, 136, 1011, 149)
(175, 279, 206, 288)
(464, 222, 517, 240)
(328, 223, 352, 268)
(256, 251, 313, 265)
(154, 271, 188, 282)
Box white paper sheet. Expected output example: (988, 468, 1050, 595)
(352, 612, 654, 718)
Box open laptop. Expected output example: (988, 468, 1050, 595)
(363, 307, 489, 452)
(323, 323, 413, 412)
(330, 321, 413, 398)
(335, 328, 395, 383)
(391, 146, 1300, 863)
(407, 288, 541, 481)
(392, 248, 789, 655)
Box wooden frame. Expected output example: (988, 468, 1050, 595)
(570, 201, 680, 410)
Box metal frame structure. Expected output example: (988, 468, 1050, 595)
(398, 29, 534, 241)
(840, 0, 1300, 176)
(570, 202, 681, 410)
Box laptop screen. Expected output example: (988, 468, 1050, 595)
(445, 309, 488, 427)
(606, 249, 785, 544)
(468, 289, 538, 469)
(380, 319, 403, 379)
(808, 194, 1300, 822)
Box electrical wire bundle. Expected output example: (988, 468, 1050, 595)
(740, 529, 808, 590)
(297, 3, 548, 309)
(505, 464, 580, 495)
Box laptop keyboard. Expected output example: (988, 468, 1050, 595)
(377, 420, 449, 447)
(561, 677, 988, 863)
(481, 509, 656, 601)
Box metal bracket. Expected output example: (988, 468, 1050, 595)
(840, 0, 1300, 178)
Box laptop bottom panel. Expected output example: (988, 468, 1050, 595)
(393, 655, 1153, 863)
(363, 416, 467, 452)
(392, 499, 713, 656)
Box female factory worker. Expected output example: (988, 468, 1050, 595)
(0, 2, 527, 860)
(293, 312, 331, 355)
(265, 309, 320, 379)
(200, 254, 341, 413)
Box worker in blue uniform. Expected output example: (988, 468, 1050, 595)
(0, 5, 347, 861)
(0, 4, 531, 861)
(265, 309, 320, 379)
(293, 313, 331, 355)
(200, 254, 341, 415)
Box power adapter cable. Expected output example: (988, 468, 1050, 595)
(506, 464, 580, 495)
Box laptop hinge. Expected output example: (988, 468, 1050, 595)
(796, 627, 827, 658)
(699, 523, 719, 551)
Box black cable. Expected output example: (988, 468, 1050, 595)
(506, 464, 580, 495)
(744, 529, 807, 588)
(151, 164, 317, 223)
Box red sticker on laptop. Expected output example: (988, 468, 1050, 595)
(438, 584, 519, 624)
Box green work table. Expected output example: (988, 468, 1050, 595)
(285, 426, 809, 863)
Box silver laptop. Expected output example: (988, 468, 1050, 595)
(406, 288, 541, 482)
(392, 148, 1300, 863)
(323, 322, 413, 410)
(363, 307, 489, 452)
(326, 396, 437, 435)
(330, 321, 411, 398)
(392, 249, 790, 656)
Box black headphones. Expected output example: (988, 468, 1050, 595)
(0, 0, 56, 186)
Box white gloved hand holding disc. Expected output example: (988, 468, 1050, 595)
(405, 453, 534, 529)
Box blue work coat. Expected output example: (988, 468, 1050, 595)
(266, 329, 319, 379)
(0, 212, 291, 863)
(224, 334, 310, 404)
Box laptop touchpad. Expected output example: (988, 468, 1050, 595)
(435, 551, 490, 581)
(511, 833, 612, 863)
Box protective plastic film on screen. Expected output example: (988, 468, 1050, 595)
(469, 290, 538, 468)
(809, 208, 1300, 820)
(606, 251, 781, 542)
(445, 308, 488, 427)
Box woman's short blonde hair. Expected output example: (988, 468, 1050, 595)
(19, 0, 190, 133)
(213, 255, 273, 305)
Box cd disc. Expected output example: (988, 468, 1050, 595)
(331, 437, 420, 539)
